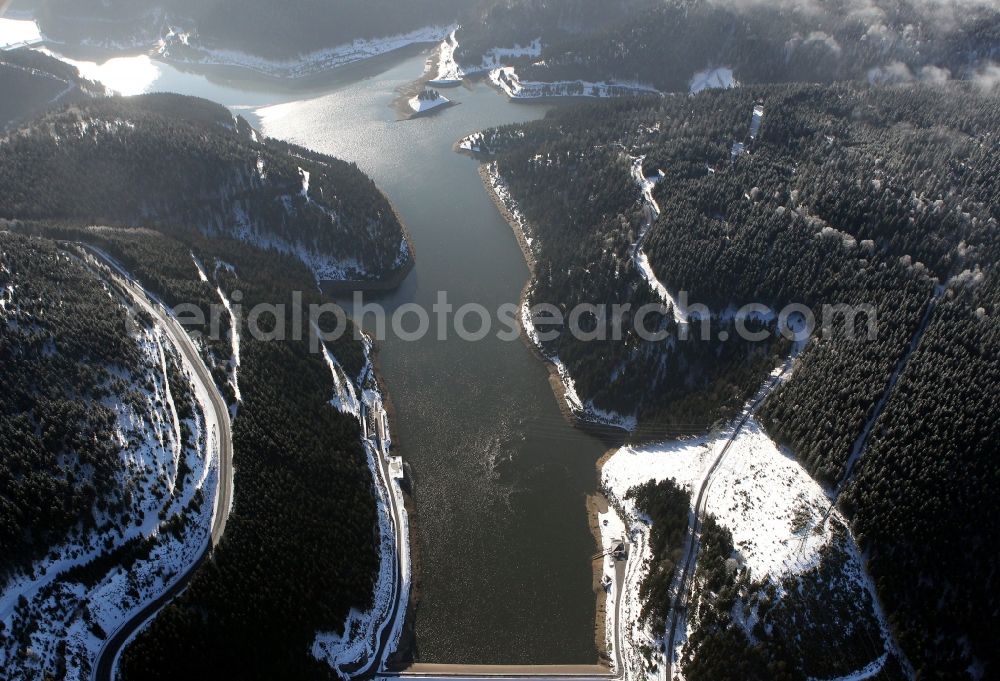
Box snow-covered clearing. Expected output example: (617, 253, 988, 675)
(0, 293, 218, 681)
(312, 336, 410, 677)
(689, 66, 736, 94)
(490, 66, 660, 99)
(750, 104, 765, 140)
(156, 25, 453, 79)
(600, 364, 895, 681)
(214, 284, 241, 407)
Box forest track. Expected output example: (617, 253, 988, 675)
(663, 367, 788, 680)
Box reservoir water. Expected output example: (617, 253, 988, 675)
(52, 46, 607, 664)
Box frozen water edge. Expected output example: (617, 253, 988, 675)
(312, 335, 410, 678)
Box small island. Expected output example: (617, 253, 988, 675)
(407, 88, 453, 118)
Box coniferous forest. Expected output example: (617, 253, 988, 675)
(0, 233, 143, 576)
(0, 94, 409, 283)
(3, 1, 1000, 678)
(0, 78, 406, 678)
(457, 0, 1000, 93)
(0, 48, 104, 131)
(33, 0, 473, 59)
(478, 82, 1000, 677)
(3, 222, 380, 680)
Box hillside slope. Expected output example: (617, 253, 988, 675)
(0, 47, 103, 130)
(0, 93, 410, 283)
(0, 232, 219, 680)
(476, 82, 1000, 677)
(33, 0, 469, 62)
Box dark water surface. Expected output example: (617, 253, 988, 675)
(54, 46, 607, 663)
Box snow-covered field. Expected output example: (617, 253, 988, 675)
(156, 25, 453, 79)
(0, 282, 218, 681)
(600, 388, 895, 681)
(608, 420, 837, 579)
(490, 66, 660, 100)
(312, 336, 410, 676)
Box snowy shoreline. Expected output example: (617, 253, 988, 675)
(157, 24, 454, 80)
(477, 161, 638, 432)
(21, 15, 451, 81)
(312, 335, 411, 676)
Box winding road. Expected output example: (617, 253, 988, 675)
(352, 399, 408, 677)
(79, 245, 234, 681)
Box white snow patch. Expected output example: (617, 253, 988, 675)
(750, 104, 765, 140)
(491, 66, 660, 99)
(157, 25, 454, 79)
(690, 67, 737, 94)
(190, 253, 241, 407)
(628, 156, 687, 325)
(466, 38, 543, 73)
(214, 284, 241, 408)
(427, 29, 463, 86)
(0, 18, 42, 49)
(458, 132, 491, 154)
(408, 92, 450, 114)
